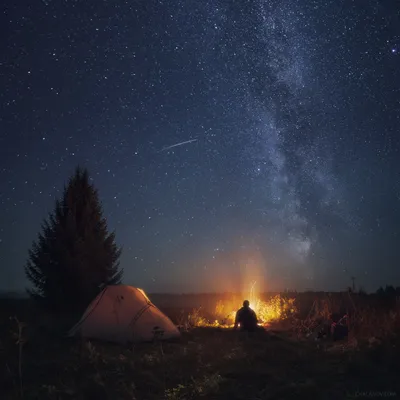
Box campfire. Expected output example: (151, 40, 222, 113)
(189, 281, 297, 328)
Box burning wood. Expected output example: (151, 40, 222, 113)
(189, 282, 297, 328)
(213, 295, 296, 328)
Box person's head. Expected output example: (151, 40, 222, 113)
(243, 300, 250, 308)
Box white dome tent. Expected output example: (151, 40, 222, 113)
(68, 285, 180, 343)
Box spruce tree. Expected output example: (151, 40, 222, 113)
(25, 166, 123, 313)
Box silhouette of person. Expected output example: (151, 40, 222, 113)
(234, 300, 259, 332)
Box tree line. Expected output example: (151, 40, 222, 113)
(24, 166, 400, 315)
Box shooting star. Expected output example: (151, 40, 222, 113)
(160, 139, 198, 152)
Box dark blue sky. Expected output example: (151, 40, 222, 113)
(1, 0, 399, 293)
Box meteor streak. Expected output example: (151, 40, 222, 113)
(160, 138, 198, 152)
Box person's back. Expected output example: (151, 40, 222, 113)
(234, 300, 258, 332)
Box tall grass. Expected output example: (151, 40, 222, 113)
(292, 292, 400, 344)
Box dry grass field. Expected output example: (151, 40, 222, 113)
(1, 292, 400, 399)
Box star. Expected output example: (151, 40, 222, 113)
(0, 0, 398, 294)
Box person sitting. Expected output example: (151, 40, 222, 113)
(234, 300, 259, 332)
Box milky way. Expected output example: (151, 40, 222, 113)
(194, 0, 345, 266)
(0, 0, 399, 293)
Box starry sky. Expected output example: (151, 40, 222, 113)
(1, 0, 400, 294)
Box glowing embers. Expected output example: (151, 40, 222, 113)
(190, 282, 296, 329)
(213, 295, 296, 328)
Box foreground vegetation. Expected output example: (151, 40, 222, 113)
(2, 293, 400, 400)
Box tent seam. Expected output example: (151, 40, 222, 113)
(128, 303, 155, 330)
(69, 286, 109, 334)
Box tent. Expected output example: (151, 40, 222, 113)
(68, 285, 180, 343)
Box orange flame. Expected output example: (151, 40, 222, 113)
(190, 281, 296, 328)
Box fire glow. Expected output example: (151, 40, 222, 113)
(190, 281, 297, 328)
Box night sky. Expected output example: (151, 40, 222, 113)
(1, 0, 399, 294)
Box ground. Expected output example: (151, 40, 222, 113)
(1, 298, 400, 399)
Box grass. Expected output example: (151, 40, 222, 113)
(1, 295, 400, 399)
